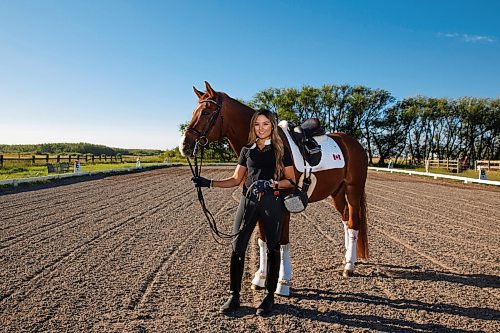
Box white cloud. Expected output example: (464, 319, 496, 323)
(438, 32, 496, 43)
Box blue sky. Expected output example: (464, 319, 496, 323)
(0, 0, 498, 150)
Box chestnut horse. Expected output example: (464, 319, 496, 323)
(180, 82, 368, 295)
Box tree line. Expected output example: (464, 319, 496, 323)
(247, 85, 499, 166)
(0, 143, 162, 156)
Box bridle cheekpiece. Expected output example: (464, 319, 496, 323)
(185, 98, 223, 148)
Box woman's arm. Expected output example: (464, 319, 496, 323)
(212, 165, 247, 188)
(274, 166, 296, 189)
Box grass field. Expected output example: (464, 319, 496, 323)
(0, 162, 160, 181)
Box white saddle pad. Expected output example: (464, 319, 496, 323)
(279, 120, 345, 173)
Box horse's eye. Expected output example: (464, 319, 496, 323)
(201, 110, 211, 116)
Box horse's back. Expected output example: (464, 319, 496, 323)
(328, 132, 368, 184)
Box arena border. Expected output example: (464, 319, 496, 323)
(369, 166, 500, 186)
(0, 163, 182, 188)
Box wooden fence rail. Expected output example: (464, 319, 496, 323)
(0, 154, 123, 167)
(425, 159, 461, 172)
(475, 160, 500, 170)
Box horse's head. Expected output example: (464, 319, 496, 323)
(179, 81, 225, 157)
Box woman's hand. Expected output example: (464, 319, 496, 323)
(253, 180, 273, 194)
(191, 176, 212, 188)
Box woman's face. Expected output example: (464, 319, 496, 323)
(254, 114, 273, 140)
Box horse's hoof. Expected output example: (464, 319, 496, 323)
(275, 280, 290, 296)
(251, 273, 266, 290)
(343, 269, 354, 278)
(251, 284, 265, 290)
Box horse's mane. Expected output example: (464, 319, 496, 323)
(219, 92, 255, 115)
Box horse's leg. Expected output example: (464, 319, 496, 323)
(332, 185, 350, 255)
(253, 214, 292, 296)
(276, 211, 291, 296)
(343, 183, 368, 277)
(251, 219, 267, 290)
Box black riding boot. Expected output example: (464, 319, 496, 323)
(256, 248, 280, 316)
(220, 252, 244, 313)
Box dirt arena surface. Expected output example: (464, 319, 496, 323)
(1, 166, 499, 332)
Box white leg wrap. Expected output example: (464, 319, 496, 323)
(344, 229, 359, 272)
(251, 238, 267, 288)
(275, 243, 292, 296)
(342, 221, 349, 251)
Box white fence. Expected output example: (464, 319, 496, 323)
(0, 163, 171, 187)
(369, 167, 500, 186)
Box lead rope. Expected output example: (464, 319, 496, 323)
(187, 140, 252, 244)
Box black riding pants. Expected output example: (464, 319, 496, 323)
(229, 192, 284, 294)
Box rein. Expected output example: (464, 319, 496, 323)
(187, 140, 251, 244)
(186, 98, 241, 243)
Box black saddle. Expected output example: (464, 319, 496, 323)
(287, 118, 325, 167)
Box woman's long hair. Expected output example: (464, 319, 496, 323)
(247, 109, 285, 180)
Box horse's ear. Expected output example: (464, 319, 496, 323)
(205, 81, 216, 97)
(193, 86, 204, 99)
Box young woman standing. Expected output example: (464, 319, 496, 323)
(192, 109, 295, 316)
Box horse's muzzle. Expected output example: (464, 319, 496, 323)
(179, 135, 194, 157)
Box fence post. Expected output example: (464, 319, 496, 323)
(45, 154, 49, 164)
(32, 155, 35, 165)
(0, 154, 3, 167)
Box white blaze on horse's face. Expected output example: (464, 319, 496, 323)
(254, 115, 272, 141)
(179, 134, 188, 157)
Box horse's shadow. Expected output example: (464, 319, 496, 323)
(289, 288, 499, 322)
(274, 298, 482, 333)
(363, 262, 500, 289)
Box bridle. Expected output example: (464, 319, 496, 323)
(185, 99, 224, 147)
(186, 98, 235, 243)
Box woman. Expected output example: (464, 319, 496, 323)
(192, 109, 295, 316)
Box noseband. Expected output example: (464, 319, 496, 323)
(185, 99, 224, 146)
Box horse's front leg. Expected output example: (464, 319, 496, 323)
(276, 211, 292, 296)
(250, 218, 267, 290)
(251, 214, 292, 296)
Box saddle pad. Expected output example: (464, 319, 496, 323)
(279, 120, 345, 173)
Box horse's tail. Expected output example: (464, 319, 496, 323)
(356, 189, 369, 259)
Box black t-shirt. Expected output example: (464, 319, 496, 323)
(238, 143, 293, 190)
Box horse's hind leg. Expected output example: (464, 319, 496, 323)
(332, 186, 350, 254)
(343, 183, 367, 277)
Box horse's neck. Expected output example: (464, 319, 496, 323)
(222, 96, 254, 155)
